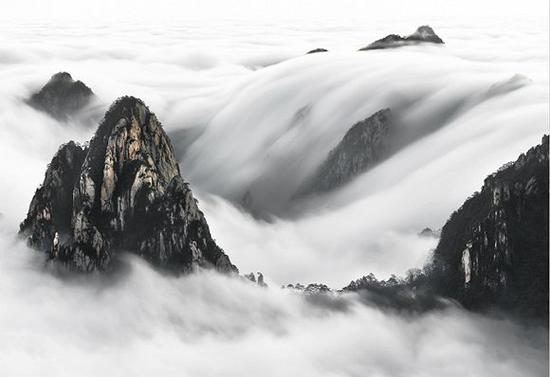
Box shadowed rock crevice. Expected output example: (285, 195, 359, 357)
(20, 96, 237, 274)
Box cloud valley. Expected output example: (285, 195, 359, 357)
(0, 1, 548, 375)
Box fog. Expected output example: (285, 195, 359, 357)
(0, 233, 547, 377)
(0, 0, 548, 375)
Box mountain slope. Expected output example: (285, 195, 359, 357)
(343, 135, 549, 321)
(27, 72, 94, 120)
(431, 135, 548, 319)
(20, 96, 237, 273)
(296, 108, 392, 196)
(359, 26, 444, 51)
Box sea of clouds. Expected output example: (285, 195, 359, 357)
(0, 0, 548, 375)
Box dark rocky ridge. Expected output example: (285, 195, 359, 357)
(344, 136, 549, 322)
(20, 96, 237, 274)
(28, 72, 95, 120)
(20, 141, 88, 252)
(245, 272, 267, 287)
(285, 283, 331, 294)
(296, 108, 392, 197)
(431, 135, 549, 320)
(306, 48, 328, 54)
(360, 26, 444, 51)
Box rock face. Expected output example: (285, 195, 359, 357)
(359, 26, 444, 51)
(20, 96, 237, 274)
(28, 72, 94, 120)
(244, 272, 267, 287)
(432, 136, 548, 320)
(306, 48, 328, 54)
(19, 141, 88, 252)
(341, 136, 548, 321)
(296, 108, 392, 196)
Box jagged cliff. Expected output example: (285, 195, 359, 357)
(341, 136, 548, 321)
(20, 96, 237, 274)
(296, 108, 392, 196)
(19, 142, 88, 252)
(359, 26, 444, 51)
(431, 135, 548, 319)
(28, 72, 94, 120)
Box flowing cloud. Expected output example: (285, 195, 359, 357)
(0, 234, 547, 377)
(0, 0, 547, 374)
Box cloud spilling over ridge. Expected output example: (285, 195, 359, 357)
(0, 233, 547, 377)
(0, 2, 547, 375)
(180, 50, 547, 216)
(0, 11, 547, 286)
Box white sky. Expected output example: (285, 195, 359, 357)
(3, 0, 548, 24)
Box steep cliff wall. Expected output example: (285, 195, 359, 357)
(432, 135, 548, 319)
(20, 96, 237, 274)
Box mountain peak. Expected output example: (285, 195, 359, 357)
(49, 72, 73, 82)
(106, 95, 148, 114)
(28, 72, 94, 120)
(295, 108, 393, 197)
(360, 25, 444, 51)
(20, 97, 237, 274)
(407, 25, 443, 43)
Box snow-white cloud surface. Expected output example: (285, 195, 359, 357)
(0, 0, 547, 375)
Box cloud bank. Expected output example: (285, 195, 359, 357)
(0, 234, 547, 377)
(0, 1, 547, 374)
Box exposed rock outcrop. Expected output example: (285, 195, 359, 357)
(245, 272, 267, 287)
(296, 108, 392, 196)
(27, 72, 94, 120)
(20, 96, 237, 274)
(359, 26, 444, 51)
(306, 48, 328, 54)
(19, 141, 88, 252)
(342, 136, 548, 321)
(342, 272, 445, 312)
(431, 135, 548, 320)
(285, 283, 332, 293)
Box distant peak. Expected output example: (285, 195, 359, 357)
(360, 25, 444, 51)
(306, 48, 328, 54)
(27, 72, 94, 120)
(50, 72, 73, 82)
(407, 25, 444, 44)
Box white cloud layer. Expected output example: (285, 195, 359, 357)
(0, 0, 547, 375)
(0, 234, 547, 377)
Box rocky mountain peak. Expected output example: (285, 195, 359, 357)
(28, 72, 94, 120)
(295, 108, 392, 196)
(360, 25, 444, 51)
(407, 25, 444, 43)
(50, 72, 74, 82)
(20, 96, 237, 274)
(20, 141, 88, 252)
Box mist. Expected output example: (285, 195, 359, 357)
(0, 0, 548, 375)
(0, 232, 547, 377)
